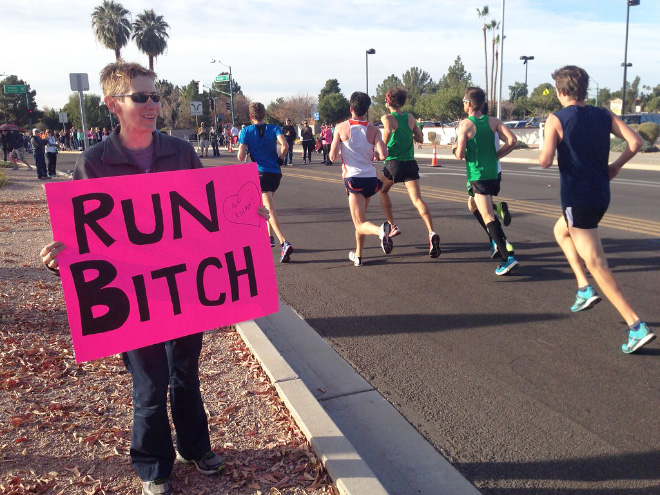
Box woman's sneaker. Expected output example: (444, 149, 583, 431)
(490, 239, 515, 259)
(348, 251, 363, 267)
(389, 223, 402, 238)
(622, 322, 656, 354)
(495, 256, 519, 275)
(269, 235, 276, 247)
(176, 451, 225, 475)
(142, 479, 172, 495)
(570, 285, 601, 312)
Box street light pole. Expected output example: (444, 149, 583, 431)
(621, 0, 640, 117)
(366, 48, 375, 95)
(520, 55, 534, 89)
(211, 59, 235, 127)
(497, 0, 505, 119)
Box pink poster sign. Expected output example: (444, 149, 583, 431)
(45, 164, 278, 363)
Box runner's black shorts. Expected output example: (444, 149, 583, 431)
(563, 204, 608, 229)
(382, 159, 419, 183)
(468, 178, 501, 197)
(344, 177, 382, 198)
(259, 172, 282, 193)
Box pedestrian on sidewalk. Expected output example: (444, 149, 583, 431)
(45, 129, 59, 177)
(329, 91, 391, 266)
(281, 118, 297, 166)
(454, 86, 519, 275)
(7, 130, 32, 170)
(539, 65, 655, 354)
(40, 61, 231, 495)
(237, 102, 293, 262)
(31, 128, 49, 180)
(300, 121, 314, 164)
(379, 87, 441, 258)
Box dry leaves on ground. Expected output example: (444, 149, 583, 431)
(0, 170, 338, 495)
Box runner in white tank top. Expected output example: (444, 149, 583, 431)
(329, 91, 391, 266)
(340, 120, 378, 179)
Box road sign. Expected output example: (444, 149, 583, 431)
(215, 74, 230, 82)
(69, 73, 89, 92)
(59, 112, 68, 124)
(190, 101, 203, 116)
(3, 85, 27, 94)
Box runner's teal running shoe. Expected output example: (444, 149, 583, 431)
(622, 322, 656, 354)
(570, 285, 601, 312)
(490, 239, 514, 259)
(495, 256, 519, 275)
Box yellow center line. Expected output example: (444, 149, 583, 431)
(282, 169, 660, 237)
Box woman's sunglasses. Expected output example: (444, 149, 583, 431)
(111, 92, 161, 103)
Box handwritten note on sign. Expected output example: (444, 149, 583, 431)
(45, 163, 278, 362)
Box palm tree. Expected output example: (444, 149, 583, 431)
(488, 19, 500, 109)
(476, 5, 490, 106)
(91, 0, 132, 61)
(132, 9, 170, 70)
(493, 34, 502, 111)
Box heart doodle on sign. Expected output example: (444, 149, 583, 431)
(223, 181, 261, 226)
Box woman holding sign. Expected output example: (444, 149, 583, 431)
(40, 62, 254, 495)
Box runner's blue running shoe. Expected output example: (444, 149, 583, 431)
(490, 239, 514, 259)
(495, 256, 519, 275)
(622, 322, 656, 354)
(570, 285, 601, 312)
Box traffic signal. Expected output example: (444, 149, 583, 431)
(209, 99, 215, 110)
(226, 102, 230, 111)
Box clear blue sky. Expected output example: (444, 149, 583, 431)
(3, 0, 658, 112)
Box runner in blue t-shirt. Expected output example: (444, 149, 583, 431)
(237, 102, 293, 262)
(539, 65, 655, 354)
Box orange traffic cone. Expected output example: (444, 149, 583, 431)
(228, 140, 233, 153)
(430, 144, 438, 167)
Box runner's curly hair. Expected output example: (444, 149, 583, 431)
(385, 87, 407, 109)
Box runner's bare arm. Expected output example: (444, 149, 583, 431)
(381, 114, 394, 145)
(539, 114, 561, 169)
(453, 120, 470, 160)
(237, 143, 248, 161)
(410, 114, 424, 143)
(277, 134, 289, 160)
(328, 123, 343, 163)
(608, 112, 643, 179)
(374, 127, 388, 161)
(494, 118, 517, 159)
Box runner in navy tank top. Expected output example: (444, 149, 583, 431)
(539, 65, 655, 354)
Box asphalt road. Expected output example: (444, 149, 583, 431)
(57, 149, 660, 493)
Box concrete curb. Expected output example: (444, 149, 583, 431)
(236, 301, 481, 495)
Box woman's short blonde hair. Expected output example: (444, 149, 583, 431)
(99, 62, 157, 97)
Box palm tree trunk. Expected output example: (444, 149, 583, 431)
(115, 46, 121, 62)
(149, 55, 154, 71)
(490, 39, 496, 112)
(483, 26, 489, 105)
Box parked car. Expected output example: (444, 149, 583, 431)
(622, 113, 660, 125)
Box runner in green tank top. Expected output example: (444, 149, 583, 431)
(453, 86, 519, 275)
(379, 87, 441, 258)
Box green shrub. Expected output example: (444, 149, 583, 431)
(0, 160, 13, 169)
(610, 137, 626, 152)
(0, 169, 7, 188)
(427, 132, 437, 144)
(515, 141, 529, 149)
(638, 122, 660, 144)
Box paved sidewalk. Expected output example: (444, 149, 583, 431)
(237, 303, 481, 495)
